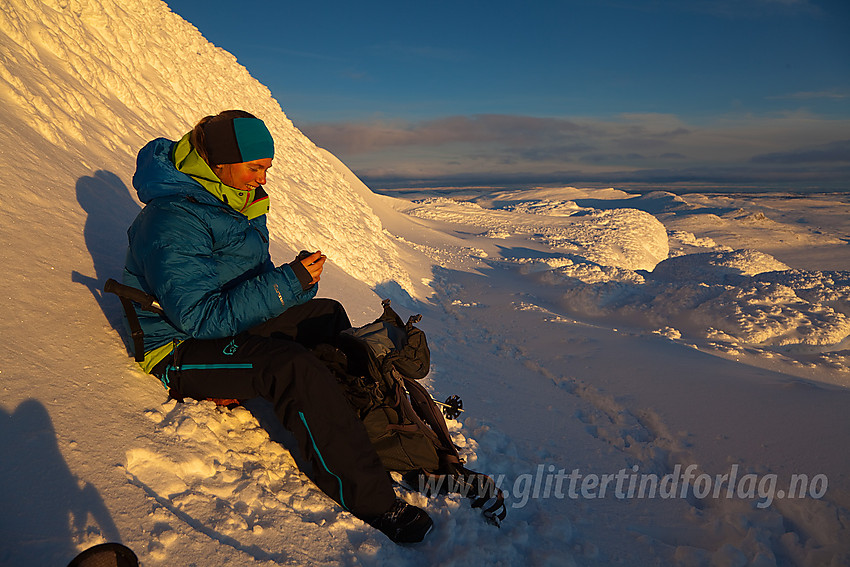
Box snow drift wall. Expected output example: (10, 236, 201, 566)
(0, 0, 411, 292)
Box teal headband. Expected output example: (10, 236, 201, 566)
(203, 117, 275, 165)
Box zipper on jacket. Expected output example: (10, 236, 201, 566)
(251, 221, 268, 242)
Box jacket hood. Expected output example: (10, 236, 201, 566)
(132, 137, 213, 205)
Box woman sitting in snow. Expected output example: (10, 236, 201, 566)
(120, 109, 432, 544)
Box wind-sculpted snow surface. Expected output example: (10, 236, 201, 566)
(123, 398, 576, 566)
(529, 248, 850, 348)
(405, 197, 669, 271)
(124, 400, 364, 565)
(409, 190, 850, 357)
(650, 249, 791, 283)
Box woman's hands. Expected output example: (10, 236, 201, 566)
(298, 250, 326, 285)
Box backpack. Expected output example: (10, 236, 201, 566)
(314, 299, 506, 526)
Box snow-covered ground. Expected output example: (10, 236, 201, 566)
(1, 1, 849, 565)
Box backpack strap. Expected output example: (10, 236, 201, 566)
(103, 278, 164, 363)
(398, 367, 507, 525)
(392, 377, 457, 461)
(401, 375, 462, 467)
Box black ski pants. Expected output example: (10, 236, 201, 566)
(157, 299, 395, 519)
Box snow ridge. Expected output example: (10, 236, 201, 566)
(0, 0, 410, 292)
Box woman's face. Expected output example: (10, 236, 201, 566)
(214, 158, 273, 191)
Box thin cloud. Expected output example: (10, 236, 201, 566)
(751, 139, 850, 164)
(598, 0, 821, 18)
(299, 114, 687, 156)
(301, 115, 586, 154)
(359, 164, 850, 191)
(340, 68, 370, 81)
(676, 0, 820, 17)
(514, 143, 597, 162)
(769, 89, 850, 101)
(297, 112, 850, 190)
(250, 45, 347, 63)
(580, 153, 648, 164)
(369, 41, 472, 63)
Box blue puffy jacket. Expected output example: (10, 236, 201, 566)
(123, 136, 317, 370)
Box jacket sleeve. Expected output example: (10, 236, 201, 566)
(130, 202, 317, 340)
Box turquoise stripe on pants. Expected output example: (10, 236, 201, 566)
(299, 411, 348, 511)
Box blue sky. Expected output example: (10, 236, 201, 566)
(165, 0, 849, 191)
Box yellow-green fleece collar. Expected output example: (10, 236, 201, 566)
(171, 132, 270, 220)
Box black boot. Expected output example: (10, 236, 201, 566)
(366, 498, 433, 544)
